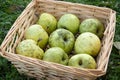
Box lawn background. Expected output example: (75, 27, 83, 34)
(0, 0, 120, 80)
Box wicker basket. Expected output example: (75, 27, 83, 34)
(0, 0, 116, 80)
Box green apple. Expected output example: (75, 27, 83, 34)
(57, 14, 80, 34)
(37, 13, 57, 34)
(24, 24, 48, 49)
(79, 18, 105, 39)
(49, 29, 75, 54)
(16, 39, 44, 59)
(74, 32, 101, 57)
(68, 54, 96, 69)
(43, 47, 69, 65)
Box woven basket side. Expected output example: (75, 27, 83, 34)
(3, 51, 98, 80)
(97, 11, 116, 71)
(0, 0, 37, 54)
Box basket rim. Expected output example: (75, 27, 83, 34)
(36, 0, 116, 13)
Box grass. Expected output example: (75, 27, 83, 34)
(0, 0, 120, 80)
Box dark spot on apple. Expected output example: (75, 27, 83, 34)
(57, 31, 63, 36)
(37, 38, 42, 42)
(89, 35, 93, 38)
(79, 60, 82, 65)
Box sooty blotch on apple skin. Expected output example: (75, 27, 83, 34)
(89, 35, 93, 38)
(57, 31, 68, 41)
(57, 31, 63, 36)
(37, 38, 42, 42)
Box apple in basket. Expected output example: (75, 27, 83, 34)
(79, 18, 105, 39)
(37, 13, 57, 34)
(43, 47, 69, 65)
(57, 13, 80, 34)
(24, 24, 48, 49)
(16, 39, 44, 59)
(49, 28, 75, 54)
(68, 54, 97, 69)
(74, 32, 101, 57)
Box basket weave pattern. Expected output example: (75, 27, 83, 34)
(0, 0, 116, 80)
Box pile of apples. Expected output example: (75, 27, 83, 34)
(16, 13, 104, 69)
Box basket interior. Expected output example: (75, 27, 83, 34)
(0, 0, 116, 78)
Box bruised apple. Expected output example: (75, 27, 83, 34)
(49, 29, 75, 54)
(43, 47, 69, 65)
(74, 32, 101, 57)
(68, 54, 96, 69)
(57, 14, 80, 34)
(37, 13, 57, 34)
(16, 39, 44, 59)
(79, 18, 104, 39)
(24, 24, 48, 49)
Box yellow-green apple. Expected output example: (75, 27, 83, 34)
(43, 47, 69, 65)
(68, 54, 96, 69)
(37, 13, 57, 34)
(49, 29, 75, 54)
(57, 14, 80, 34)
(79, 18, 105, 39)
(16, 39, 44, 59)
(74, 32, 101, 57)
(24, 24, 48, 49)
